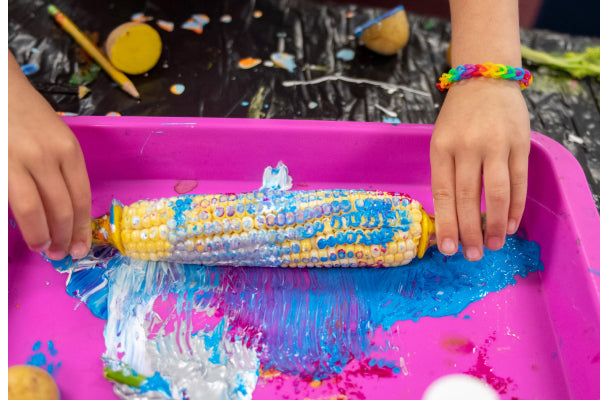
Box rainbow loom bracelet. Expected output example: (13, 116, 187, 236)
(436, 63, 532, 91)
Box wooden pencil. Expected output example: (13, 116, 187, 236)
(47, 4, 140, 99)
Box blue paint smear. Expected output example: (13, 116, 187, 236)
(27, 353, 46, 367)
(48, 340, 58, 356)
(383, 116, 402, 124)
(54, 232, 542, 383)
(139, 372, 172, 396)
(32, 340, 42, 351)
(589, 268, 600, 276)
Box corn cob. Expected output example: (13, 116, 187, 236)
(91, 189, 435, 267)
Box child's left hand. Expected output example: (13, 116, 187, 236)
(430, 78, 531, 261)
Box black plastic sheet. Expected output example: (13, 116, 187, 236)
(8, 0, 600, 209)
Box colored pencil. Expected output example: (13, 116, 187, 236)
(47, 4, 140, 99)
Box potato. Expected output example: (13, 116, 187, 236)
(105, 22, 162, 75)
(8, 365, 60, 400)
(360, 7, 410, 56)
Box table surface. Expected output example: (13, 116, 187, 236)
(8, 0, 600, 212)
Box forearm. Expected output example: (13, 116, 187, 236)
(449, 0, 522, 67)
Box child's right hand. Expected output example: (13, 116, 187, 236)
(8, 51, 92, 260)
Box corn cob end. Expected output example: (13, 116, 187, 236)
(91, 200, 125, 254)
(417, 210, 435, 258)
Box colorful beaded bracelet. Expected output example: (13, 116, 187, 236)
(436, 63, 532, 91)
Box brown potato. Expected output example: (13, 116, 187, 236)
(8, 365, 60, 400)
(360, 8, 410, 55)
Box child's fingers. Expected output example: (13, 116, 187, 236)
(455, 156, 483, 261)
(430, 149, 459, 256)
(61, 148, 92, 259)
(507, 147, 529, 234)
(8, 167, 51, 253)
(33, 168, 75, 260)
(483, 157, 510, 251)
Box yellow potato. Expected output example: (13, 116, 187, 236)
(105, 22, 162, 75)
(360, 8, 410, 55)
(8, 365, 60, 400)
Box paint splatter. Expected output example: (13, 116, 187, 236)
(27, 340, 62, 375)
(131, 12, 153, 23)
(156, 20, 174, 32)
(241, 101, 249, 106)
(336, 49, 355, 61)
(270, 52, 296, 72)
(182, 14, 210, 34)
(238, 57, 262, 69)
(346, 12, 355, 18)
(253, 10, 263, 18)
(308, 101, 318, 109)
(106, 111, 121, 117)
(466, 333, 516, 394)
(57, 111, 78, 116)
(220, 14, 232, 23)
(174, 180, 199, 194)
(170, 84, 185, 95)
(49, 232, 542, 397)
(263, 60, 274, 67)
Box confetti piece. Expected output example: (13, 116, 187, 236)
(241, 101, 249, 106)
(336, 48, 355, 61)
(308, 101, 318, 109)
(263, 60, 274, 67)
(156, 20, 174, 32)
(238, 57, 262, 69)
(253, 10, 263, 18)
(220, 14, 232, 23)
(170, 84, 185, 95)
(182, 14, 210, 34)
(78, 86, 90, 99)
(346, 12, 355, 18)
(57, 111, 78, 116)
(270, 52, 296, 72)
(131, 12, 153, 23)
(106, 111, 121, 116)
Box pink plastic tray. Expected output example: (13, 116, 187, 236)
(8, 117, 600, 399)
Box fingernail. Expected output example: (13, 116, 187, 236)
(45, 249, 68, 260)
(507, 219, 518, 234)
(465, 247, 481, 261)
(31, 240, 52, 253)
(487, 236, 504, 251)
(70, 242, 89, 259)
(440, 238, 456, 254)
